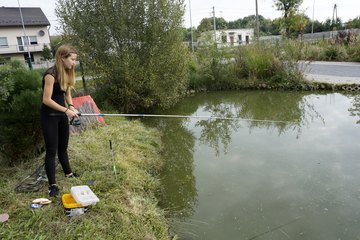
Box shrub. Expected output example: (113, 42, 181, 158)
(0, 61, 43, 165)
(235, 40, 304, 84)
(277, 40, 306, 83)
(302, 44, 325, 61)
(191, 45, 239, 90)
(347, 37, 360, 62)
(237, 44, 276, 80)
(324, 45, 348, 61)
(189, 39, 305, 90)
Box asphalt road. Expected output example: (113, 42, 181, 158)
(74, 61, 360, 85)
(303, 61, 360, 84)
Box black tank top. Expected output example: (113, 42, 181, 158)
(41, 66, 66, 115)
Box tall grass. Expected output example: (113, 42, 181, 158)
(189, 39, 305, 91)
(301, 33, 360, 62)
(190, 45, 239, 91)
(236, 40, 304, 84)
(347, 37, 360, 62)
(236, 43, 279, 80)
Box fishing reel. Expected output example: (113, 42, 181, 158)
(70, 117, 81, 126)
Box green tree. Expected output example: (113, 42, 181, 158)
(182, 27, 199, 43)
(322, 17, 343, 32)
(50, 36, 62, 57)
(182, 27, 191, 42)
(197, 17, 227, 33)
(269, 17, 283, 35)
(273, 0, 303, 37)
(323, 18, 333, 31)
(346, 17, 360, 29)
(305, 20, 325, 33)
(289, 13, 309, 39)
(242, 15, 258, 28)
(332, 17, 344, 31)
(41, 44, 53, 60)
(198, 18, 213, 33)
(228, 19, 243, 29)
(216, 17, 228, 30)
(56, 0, 189, 112)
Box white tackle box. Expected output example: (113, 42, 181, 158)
(70, 185, 100, 206)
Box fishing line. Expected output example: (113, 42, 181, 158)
(50, 112, 297, 124)
(77, 113, 297, 124)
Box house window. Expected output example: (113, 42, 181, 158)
(29, 36, 38, 45)
(0, 37, 8, 48)
(221, 35, 227, 43)
(238, 35, 242, 42)
(17, 36, 38, 51)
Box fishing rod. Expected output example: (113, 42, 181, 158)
(76, 113, 296, 124)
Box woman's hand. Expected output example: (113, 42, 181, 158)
(69, 106, 79, 114)
(65, 108, 78, 119)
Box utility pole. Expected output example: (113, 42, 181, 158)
(255, 0, 260, 40)
(311, 0, 315, 37)
(331, 3, 337, 38)
(189, 0, 194, 53)
(17, 0, 32, 69)
(212, 6, 217, 48)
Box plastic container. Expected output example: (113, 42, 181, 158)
(70, 185, 100, 206)
(62, 193, 84, 209)
(62, 193, 87, 217)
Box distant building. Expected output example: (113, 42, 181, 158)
(198, 28, 254, 47)
(0, 7, 51, 64)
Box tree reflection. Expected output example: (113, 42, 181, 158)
(348, 94, 360, 124)
(143, 90, 325, 223)
(192, 91, 324, 155)
(144, 118, 197, 219)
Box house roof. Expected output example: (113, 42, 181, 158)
(0, 7, 50, 27)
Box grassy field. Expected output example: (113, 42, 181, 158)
(0, 118, 171, 239)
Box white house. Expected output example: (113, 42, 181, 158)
(198, 28, 254, 47)
(0, 7, 51, 64)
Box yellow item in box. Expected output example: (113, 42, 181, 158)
(62, 194, 87, 217)
(62, 193, 84, 209)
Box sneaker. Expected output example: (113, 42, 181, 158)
(65, 172, 80, 178)
(48, 184, 59, 197)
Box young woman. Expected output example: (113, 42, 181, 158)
(41, 44, 79, 197)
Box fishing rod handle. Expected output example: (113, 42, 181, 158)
(49, 112, 82, 116)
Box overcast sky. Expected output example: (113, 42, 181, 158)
(1, 0, 359, 35)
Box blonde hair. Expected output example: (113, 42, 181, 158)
(55, 44, 77, 91)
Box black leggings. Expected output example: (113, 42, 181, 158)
(41, 113, 72, 185)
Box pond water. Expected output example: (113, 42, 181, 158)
(145, 91, 360, 240)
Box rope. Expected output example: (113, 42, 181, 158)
(15, 163, 48, 193)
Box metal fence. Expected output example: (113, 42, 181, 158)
(259, 28, 360, 42)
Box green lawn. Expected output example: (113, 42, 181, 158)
(0, 118, 171, 240)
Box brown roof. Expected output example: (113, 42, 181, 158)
(0, 7, 50, 27)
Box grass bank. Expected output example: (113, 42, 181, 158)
(0, 118, 171, 239)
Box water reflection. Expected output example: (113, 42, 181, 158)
(147, 91, 324, 214)
(146, 117, 198, 219)
(144, 91, 360, 240)
(348, 93, 360, 124)
(190, 91, 324, 155)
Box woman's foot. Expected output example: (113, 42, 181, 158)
(65, 172, 80, 178)
(48, 184, 59, 197)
